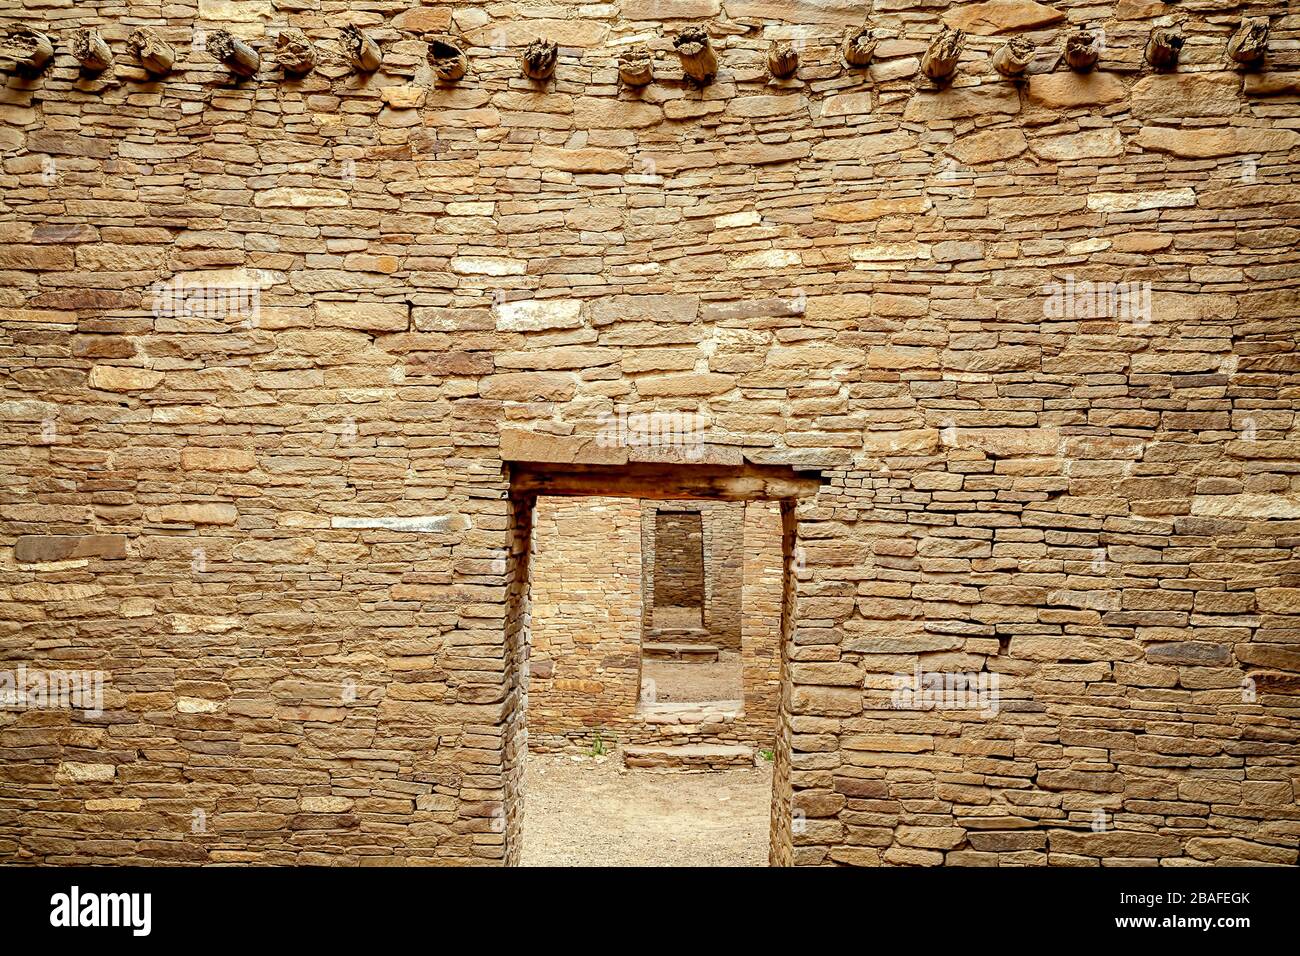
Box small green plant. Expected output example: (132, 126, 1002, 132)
(759, 748, 775, 762)
(590, 729, 607, 757)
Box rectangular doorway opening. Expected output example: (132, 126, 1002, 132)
(500, 461, 819, 867)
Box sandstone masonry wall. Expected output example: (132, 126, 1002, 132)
(741, 499, 783, 736)
(526, 495, 642, 750)
(1, 0, 1298, 865)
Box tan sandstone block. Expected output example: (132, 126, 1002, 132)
(1130, 72, 1241, 119)
(948, 129, 1027, 165)
(181, 447, 256, 471)
(151, 503, 239, 525)
(944, 0, 1065, 33)
(317, 302, 410, 331)
(1134, 126, 1300, 159)
(1027, 72, 1126, 108)
(88, 366, 163, 391)
(480, 373, 578, 402)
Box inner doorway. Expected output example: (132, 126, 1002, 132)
(652, 510, 705, 630)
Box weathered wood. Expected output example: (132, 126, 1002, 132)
(2, 28, 54, 72)
(674, 26, 716, 84)
(509, 462, 825, 502)
(427, 36, 467, 81)
(842, 24, 877, 68)
(1227, 17, 1269, 67)
(1063, 29, 1101, 72)
(921, 27, 964, 83)
(522, 38, 557, 80)
(992, 36, 1035, 77)
(767, 41, 798, 80)
(618, 44, 653, 86)
(127, 27, 174, 75)
(1145, 26, 1184, 70)
(341, 26, 381, 73)
(71, 28, 114, 73)
(275, 29, 315, 76)
(210, 30, 260, 78)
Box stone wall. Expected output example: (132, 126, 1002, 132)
(526, 495, 643, 750)
(740, 500, 783, 734)
(2, 0, 1298, 866)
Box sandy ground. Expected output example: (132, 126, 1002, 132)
(642, 650, 742, 702)
(652, 604, 704, 629)
(519, 753, 773, 867)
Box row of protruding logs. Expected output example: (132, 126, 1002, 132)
(767, 41, 798, 80)
(427, 36, 467, 80)
(0, 28, 55, 72)
(0, 26, 383, 79)
(618, 44, 653, 86)
(274, 29, 315, 76)
(1228, 17, 1269, 66)
(1, 18, 1274, 85)
(674, 25, 716, 84)
(993, 36, 1035, 77)
(342, 25, 382, 73)
(842, 25, 878, 67)
(1145, 27, 1183, 70)
(127, 28, 175, 75)
(1063, 29, 1102, 71)
(209, 31, 260, 78)
(71, 28, 114, 73)
(921, 26, 964, 83)
(521, 38, 558, 80)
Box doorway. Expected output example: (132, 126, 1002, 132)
(499, 460, 819, 866)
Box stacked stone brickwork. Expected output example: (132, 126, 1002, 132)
(741, 500, 783, 733)
(526, 496, 643, 750)
(1, 0, 1298, 865)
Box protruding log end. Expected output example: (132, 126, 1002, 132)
(842, 24, 878, 68)
(674, 25, 716, 85)
(275, 29, 315, 76)
(1063, 29, 1101, 72)
(1227, 17, 1269, 67)
(210, 30, 261, 79)
(1144, 26, 1183, 70)
(767, 41, 798, 80)
(342, 26, 382, 73)
(127, 27, 175, 76)
(71, 28, 114, 73)
(992, 36, 1035, 78)
(618, 44, 653, 86)
(2, 27, 55, 72)
(427, 36, 467, 81)
(921, 26, 964, 83)
(522, 38, 558, 80)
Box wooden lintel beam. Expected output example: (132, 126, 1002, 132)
(509, 462, 823, 502)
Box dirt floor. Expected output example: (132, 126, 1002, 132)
(519, 753, 773, 867)
(642, 650, 742, 702)
(652, 604, 704, 629)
